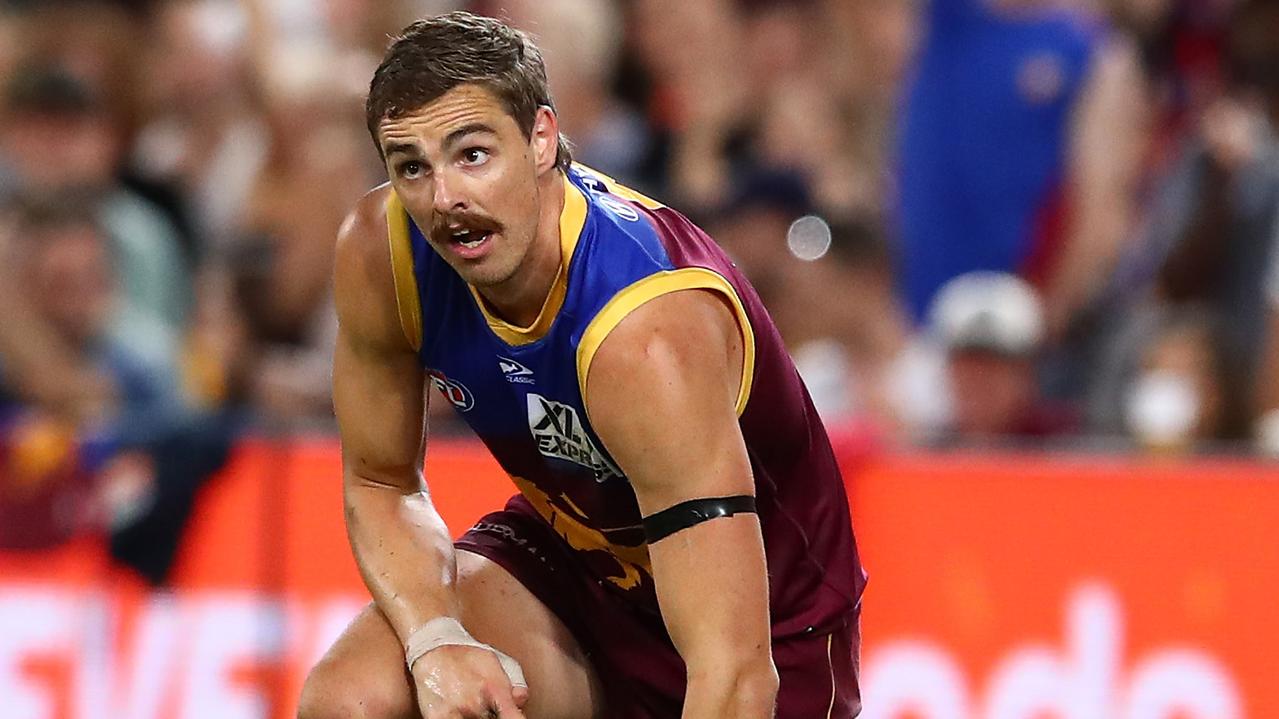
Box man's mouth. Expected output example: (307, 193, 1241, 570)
(439, 224, 498, 261)
(450, 228, 492, 249)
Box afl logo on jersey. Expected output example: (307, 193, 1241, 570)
(428, 370, 474, 412)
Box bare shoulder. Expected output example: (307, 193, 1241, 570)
(584, 288, 751, 506)
(335, 183, 394, 286)
(604, 289, 738, 359)
(586, 289, 742, 407)
(334, 184, 406, 353)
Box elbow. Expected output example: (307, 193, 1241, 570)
(688, 656, 779, 715)
(734, 662, 780, 711)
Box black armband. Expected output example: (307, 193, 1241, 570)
(642, 495, 757, 544)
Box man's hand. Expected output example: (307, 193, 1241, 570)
(412, 645, 529, 718)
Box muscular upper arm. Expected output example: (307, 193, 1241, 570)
(583, 289, 750, 511)
(583, 290, 771, 676)
(332, 187, 427, 492)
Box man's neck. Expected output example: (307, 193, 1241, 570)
(476, 169, 567, 328)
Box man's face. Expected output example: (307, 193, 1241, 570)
(143, 0, 245, 112)
(29, 224, 114, 348)
(377, 84, 555, 289)
(947, 350, 1035, 438)
(1, 110, 118, 193)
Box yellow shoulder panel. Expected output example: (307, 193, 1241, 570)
(576, 267, 756, 416)
(385, 192, 422, 352)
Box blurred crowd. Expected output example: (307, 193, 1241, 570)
(0, 0, 1276, 573)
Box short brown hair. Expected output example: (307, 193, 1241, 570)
(366, 11, 572, 171)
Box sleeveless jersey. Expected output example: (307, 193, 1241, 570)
(896, 0, 1104, 321)
(387, 165, 864, 637)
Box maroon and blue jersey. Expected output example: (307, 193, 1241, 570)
(386, 165, 864, 637)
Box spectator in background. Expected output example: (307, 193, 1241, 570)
(228, 42, 380, 425)
(708, 171, 814, 307)
(16, 203, 184, 443)
(132, 0, 268, 254)
(0, 65, 190, 367)
(709, 171, 908, 428)
(1123, 307, 1228, 451)
(627, 0, 899, 221)
(9, 0, 141, 121)
(1108, 0, 1237, 166)
(132, 0, 406, 253)
(739, 0, 881, 221)
(502, 0, 653, 187)
(894, 0, 1147, 339)
(927, 271, 1079, 442)
(630, 0, 748, 211)
(1095, 0, 1279, 444)
(0, 200, 234, 580)
(1227, 0, 1279, 452)
(0, 202, 173, 552)
(0, 201, 117, 550)
(822, 0, 918, 219)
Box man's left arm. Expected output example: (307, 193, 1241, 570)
(584, 289, 777, 718)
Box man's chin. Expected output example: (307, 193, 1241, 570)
(454, 262, 514, 289)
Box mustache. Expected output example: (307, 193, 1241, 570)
(430, 212, 502, 240)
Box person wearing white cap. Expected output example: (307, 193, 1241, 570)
(931, 271, 1079, 441)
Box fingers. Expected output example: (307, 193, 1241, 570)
(419, 679, 527, 719)
(512, 684, 530, 708)
(487, 684, 527, 719)
(413, 645, 528, 719)
(423, 696, 521, 719)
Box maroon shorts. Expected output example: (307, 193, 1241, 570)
(455, 497, 861, 718)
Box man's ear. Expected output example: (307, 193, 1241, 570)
(530, 106, 560, 173)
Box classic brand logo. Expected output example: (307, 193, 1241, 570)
(498, 356, 535, 384)
(428, 370, 474, 412)
(527, 394, 620, 481)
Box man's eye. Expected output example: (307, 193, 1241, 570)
(399, 161, 423, 178)
(461, 148, 490, 166)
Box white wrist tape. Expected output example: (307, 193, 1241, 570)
(404, 616, 527, 689)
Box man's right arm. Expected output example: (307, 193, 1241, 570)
(333, 188, 458, 636)
(331, 190, 525, 717)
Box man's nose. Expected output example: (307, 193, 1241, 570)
(432, 170, 467, 215)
